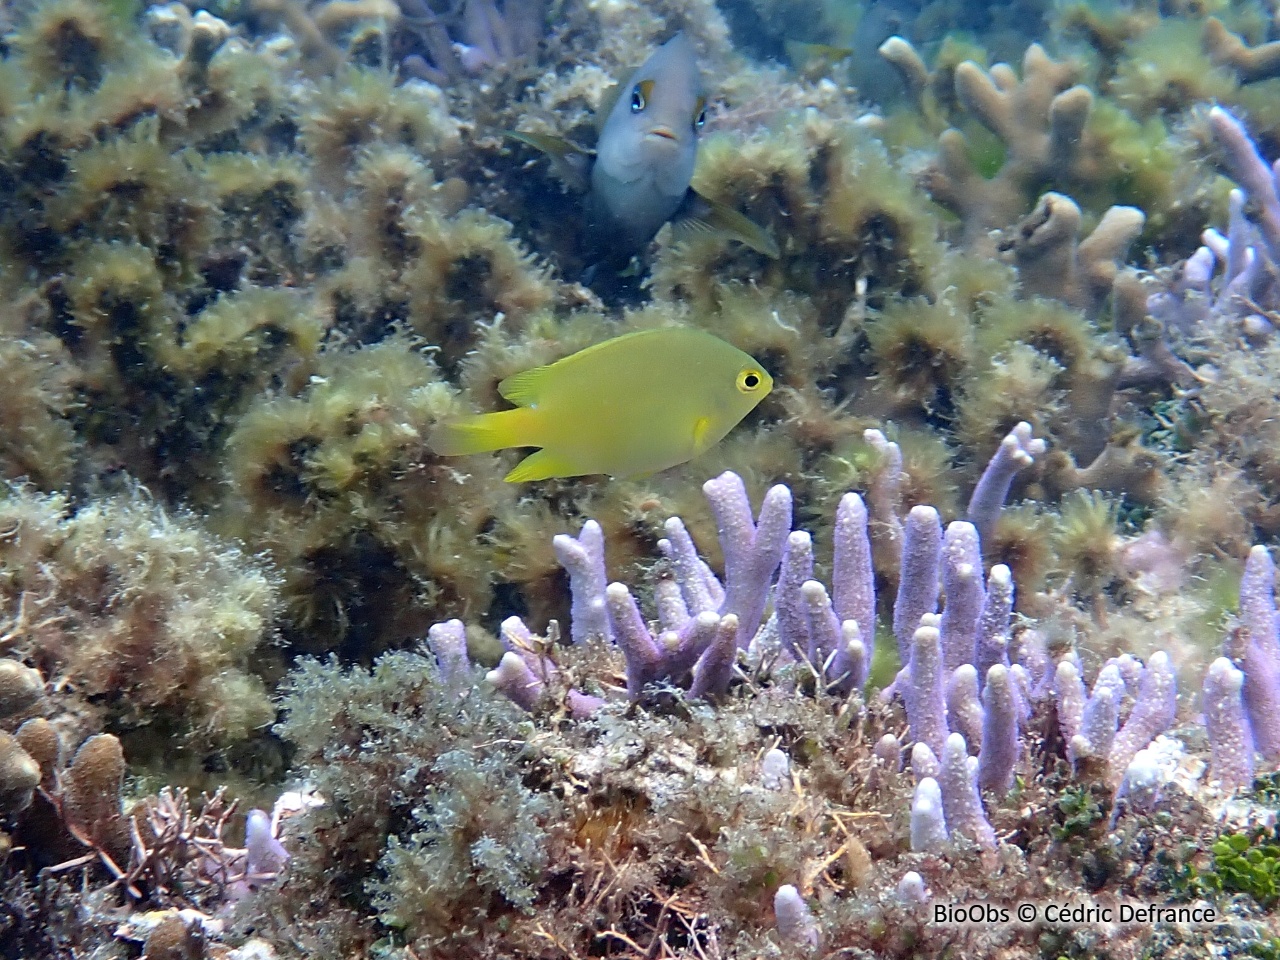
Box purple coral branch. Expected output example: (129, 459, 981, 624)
(893, 506, 943, 661)
(1073, 663, 1123, 765)
(703, 472, 792, 644)
(606, 582, 666, 697)
(863, 429, 904, 567)
(774, 884, 820, 948)
(553, 521, 611, 645)
(1054, 660, 1086, 744)
(940, 521, 985, 672)
(911, 776, 948, 853)
(426, 618, 471, 692)
(1108, 651, 1177, 782)
(1230, 545, 1280, 760)
(939, 732, 996, 850)
(977, 664, 1019, 796)
(832, 492, 876, 667)
(945, 664, 984, 753)
(487, 652, 544, 711)
(906, 620, 948, 759)
(1209, 106, 1280, 257)
(660, 517, 723, 616)
(1204, 656, 1254, 792)
(689, 615, 739, 699)
(777, 532, 815, 662)
(975, 564, 1013, 682)
(966, 422, 1046, 549)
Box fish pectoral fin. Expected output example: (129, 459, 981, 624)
(673, 190, 781, 259)
(504, 448, 577, 483)
(692, 415, 714, 455)
(505, 130, 592, 191)
(594, 81, 623, 135)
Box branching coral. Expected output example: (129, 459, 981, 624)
(233, 469, 1275, 958)
(917, 44, 1100, 247)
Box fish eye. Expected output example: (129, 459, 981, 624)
(693, 96, 707, 130)
(630, 81, 652, 113)
(737, 369, 764, 393)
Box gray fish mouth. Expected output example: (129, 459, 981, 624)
(647, 126, 679, 141)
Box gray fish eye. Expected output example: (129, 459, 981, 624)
(630, 85, 646, 113)
(695, 110, 706, 129)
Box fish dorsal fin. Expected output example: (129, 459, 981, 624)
(499, 328, 673, 407)
(498, 363, 556, 407)
(504, 131, 592, 191)
(674, 188, 781, 258)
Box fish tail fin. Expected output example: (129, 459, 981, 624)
(429, 408, 537, 457)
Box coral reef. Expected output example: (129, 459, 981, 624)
(233, 473, 1278, 957)
(4, 0, 1280, 954)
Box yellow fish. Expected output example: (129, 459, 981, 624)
(430, 327, 773, 482)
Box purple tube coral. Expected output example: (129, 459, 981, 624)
(396, 0, 546, 82)
(777, 532, 816, 662)
(911, 776, 948, 853)
(606, 582, 667, 696)
(1155, 109, 1280, 336)
(244, 807, 289, 882)
(1072, 663, 1123, 765)
(893, 506, 942, 662)
(906, 620, 949, 759)
(486, 651, 544, 711)
(1209, 107, 1280, 255)
(1233, 545, 1280, 760)
(660, 517, 723, 617)
(1108, 651, 1177, 781)
(1054, 660, 1086, 744)
(975, 563, 1013, 682)
(862, 429, 904, 566)
(978, 665, 1019, 795)
(774, 884, 820, 948)
(945, 664, 984, 753)
(1203, 656, 1254, 793)
(426, 618, 471, 693)
(939, 521, 985, 672)
(966, 422, 1046, 549)
(688, 614, 740, 699)
(911, 741, 941, 781)
(939, 733, 996, 850)
(801, 580, 864, 692)
(703, 472, 792, 643)
(552, 521, 611, 645)
(832, 492, 876, 667)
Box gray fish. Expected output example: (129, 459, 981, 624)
(509, 33, 778, 259)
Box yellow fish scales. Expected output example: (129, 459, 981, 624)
(429, 327, 773, 482)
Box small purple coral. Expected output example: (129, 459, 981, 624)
(893, 506, 943, 661)
(1108, 651, 1177, 782)
(978, 665, 1019, 796)
(911, 776, 948, 853)
(939, 733, 996, 850)
(1203, 656, 1254, 792)
(966, 422, 1046, 549)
